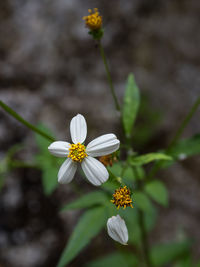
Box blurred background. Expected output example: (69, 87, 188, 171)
(0, 0, 200, 266)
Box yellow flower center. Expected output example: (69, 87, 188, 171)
(111, 186, 133, 209)
(68, 143, 87, 162)
(83, 8, 102, 30)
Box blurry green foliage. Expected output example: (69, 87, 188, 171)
(57, 206, 107, 267)
(132, 95, 162, 148)
(134, 191, 155, 214)
(86, 252, 139, 267)
(61, 191, 109, 211)
(120, 206, 157, 246)
(144, 180, 168, 207)
(128, 153, 172, 166)
(101, 178, 120, 192)
(157, 135, 200, 170)
(122, 73, 140, 138)
(0, 174, 5, 190)
(174, 253, 193, 267)
(35, 124, 62, 195)
(168, 134, 200, 160)
(0, 144, 24, 190)
(150, 241, 191, 266)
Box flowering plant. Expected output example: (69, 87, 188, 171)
(0, 7, 200, 267)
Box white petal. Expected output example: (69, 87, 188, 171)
(107, 215, 128, 245)
(70, 114, 87, 144)
(86, 134, 120, 157)
(58, 158, 77, 184)
(81, 156, 109, 186)
(48, 141, 70, 157)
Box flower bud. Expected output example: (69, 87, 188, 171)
(107, 215, 128, 245)
(83, 8, 104, 40)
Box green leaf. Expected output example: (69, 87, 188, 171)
(107, 162, 123, 177)
(101, 180, 119, 192)
(144, 180, 168, 207)
(35, 124, 54, 154)
(134, 191, 154, 214)
(150, 241, 191, 266)
(174, 253, 193, 267)
(86, 252, 138, 267)
(35, 124, 61, 195)
(129, 153, 172, 166)
(57, 207, 107, 267)
(42, 159, 61, 195)
(123, 167, 136, 182)
(120, 209, 141, 245)
(61, 191, 108, 211)
(119, 206, 157, 246)
(101, 174, 120, 192)
(154, 135, 200, 170)
(122, 73, 140, 137)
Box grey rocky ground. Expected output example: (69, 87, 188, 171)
(0, 0, 200, 266)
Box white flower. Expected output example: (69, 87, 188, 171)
(107, 215, 128, 245)
(48, 114, 120, 186)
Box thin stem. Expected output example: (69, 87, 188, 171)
(168, 96, 200, 149)
(98, 42, 121, 111)
(9, 160, 39, 169)
(138, 210, 153, 267)
(148, 96, 200, 179)
(134, 169, 152, 267)
(0, 100, 55, 142)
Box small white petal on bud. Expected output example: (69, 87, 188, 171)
(107, 215, 128, 245)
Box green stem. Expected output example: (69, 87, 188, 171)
(168, 96, 200, 149)
(0, 100, 55, 142)
(98, 42, 121, 111)
(148, 96, 200, 179)
(138, 210, 153, 267)
(9, 160, 39, 169)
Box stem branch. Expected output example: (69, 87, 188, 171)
(148, 96, 200, 179)
(168, 96, 200, 149)
(138, 210, 152, 267)
(0, 100, 55, 142)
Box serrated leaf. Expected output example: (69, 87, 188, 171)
(86, 252, 138, 267)
(145, 180, 168, 207)
(122, 73, 140, 137)
(150, 241, 191, 266)
(57, 207, 107, 267)
(129, 153, 172, 166)
(61, 191, 108, 211)
(134, 191, 154, 214)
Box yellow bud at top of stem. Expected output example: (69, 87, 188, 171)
(83, 8, 102, 31)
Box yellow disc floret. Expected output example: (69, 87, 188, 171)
(83, 8, 102, 30)
(111, 186, 133, 209)
(68, 143, 87, 162)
